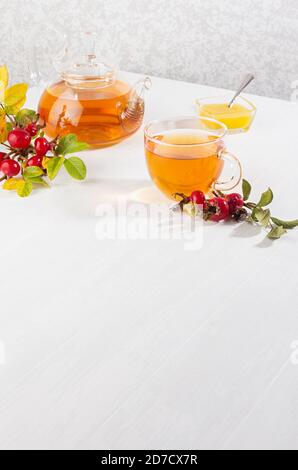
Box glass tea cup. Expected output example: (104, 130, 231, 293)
(144, 116, 242, 200)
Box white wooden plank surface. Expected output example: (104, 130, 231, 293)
(0, 73, 297, 450)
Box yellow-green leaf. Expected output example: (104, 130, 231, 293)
(242, 179, 252, 201)
(23, 166, 44, 178)
(42, 157, 50, 169)
(4, 83, 28, 114)
(47, 156, 64, 180)
(5, 97, 26, 115)
(56, 134, 89, 155)
(64, 157, 86, 180)
(0, 82, 5, 102)
(17, 179, 32, 197)
(29, 176, 49, 187)
(271, 217, 298, 230)
(0, 65, 9, 89)
(3, 178, 21, 190)
(267, 226, 287, 240)
(15, 108, 38, 126)
(257, 188, 274, 207)
(0, 111, 6, 143)
(253, 207, 271, 227)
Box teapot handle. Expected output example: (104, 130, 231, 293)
(130, 77, 152, 102)
(117, 77, 151, 134)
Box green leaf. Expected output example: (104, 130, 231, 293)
(47, 156, 64, 180)
(15, 108, 37, 126)
(63, 157, 86, 180)
(17, 179, 32, 198)
(271, 217, 298, 230)
(267, 226, 287, 240)
(257, 188, 274, 207)
(23, 166, 44, 178)
(242, 179, 252, 201)
(56, 134, 89, 156)
(252, 208, 271, 227)
(28, 176, 49, 187)
(6, 122, 13, 133)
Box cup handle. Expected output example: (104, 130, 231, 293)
(215, 149, 243, 192)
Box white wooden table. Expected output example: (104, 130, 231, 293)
(0, 72, 298, 450)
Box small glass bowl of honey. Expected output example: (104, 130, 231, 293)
(195, 96, 256, 134)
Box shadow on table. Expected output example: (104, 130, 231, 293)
(255, 237, 274, 248)
(57, 179, 277, 248)
(60, 179, 168, 218)
(230, 221, 273, 248)
(85, 179, 167, 204)
(230, 222, 262, 238)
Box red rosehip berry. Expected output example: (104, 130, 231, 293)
(0, 152, 8, 164)
(26, 155, 43, 168)
(25, 123, 38, 137)
(231, 208, 248, 222)
(225, 193, 244, 215)
(8, 128, 31, 149)
(206, 197, 230, 222)
(34, 137, 50, 157)
(190, 190, 206, 205)
(203, 199, 210, 212)
(1, 159, 21, 177)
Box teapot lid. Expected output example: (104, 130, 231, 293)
(53, 31, 115, 88)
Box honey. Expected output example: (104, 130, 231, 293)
(196, 97, 256, 133)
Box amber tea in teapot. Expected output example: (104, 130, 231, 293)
(38, 32, 151, 148)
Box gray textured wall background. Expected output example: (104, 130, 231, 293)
(0, 0, 297, 99)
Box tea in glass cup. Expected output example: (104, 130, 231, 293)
(144, 117, 242, 199)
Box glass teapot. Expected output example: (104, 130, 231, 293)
(38, 31, 151, 148)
